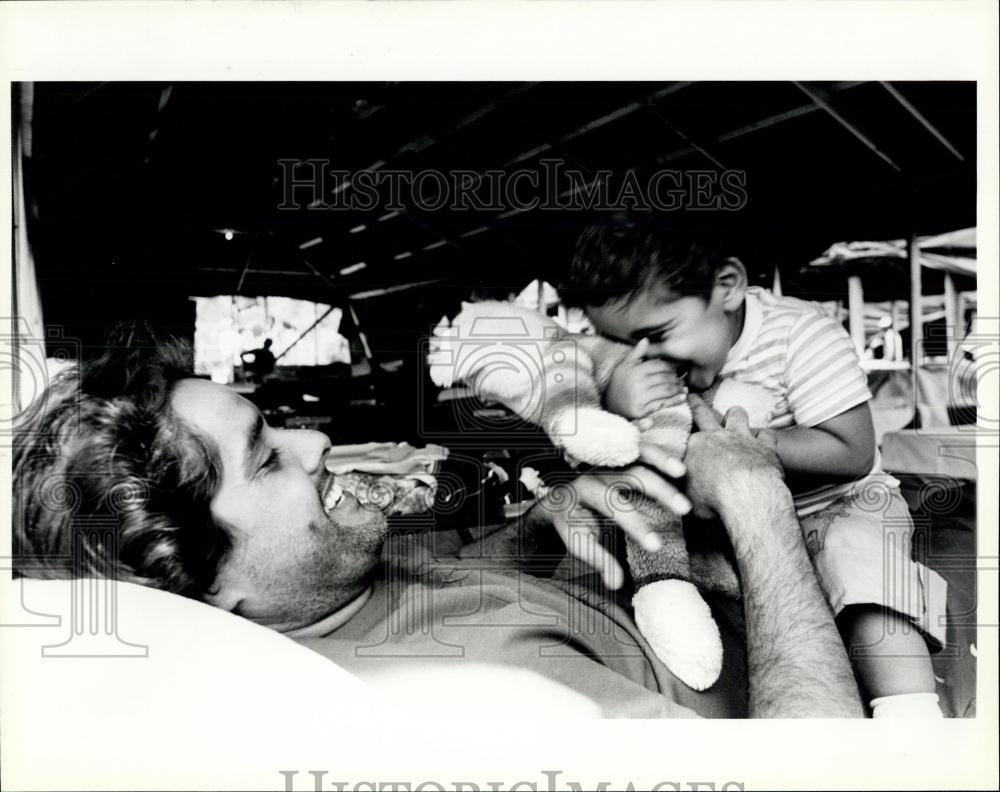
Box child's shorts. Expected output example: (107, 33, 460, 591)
(799, 476, 949, 650)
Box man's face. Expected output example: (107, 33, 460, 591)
(586, 276, 745, 392)
(170, 379, 387, 630)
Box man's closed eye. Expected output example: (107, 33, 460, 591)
(259, 448, 283, 476)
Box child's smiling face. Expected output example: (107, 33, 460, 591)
(586, 272, 746, 392)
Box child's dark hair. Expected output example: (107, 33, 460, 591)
(561, 221, 729, 309)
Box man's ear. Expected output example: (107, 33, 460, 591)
(713, 257, 748, 311)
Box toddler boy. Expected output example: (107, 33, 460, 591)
(561, 222, 948, 718)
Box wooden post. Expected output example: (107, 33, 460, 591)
(890, 299, 903, 361)
(847, 274, 865, 356)
(943, 270, 959, 361)
(908, 233, 922, 420)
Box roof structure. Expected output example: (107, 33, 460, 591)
(19, 80, 976, 353)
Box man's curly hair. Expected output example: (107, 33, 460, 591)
(12, 323, 231, 598)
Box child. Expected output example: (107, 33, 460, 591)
(562, 222, 948, 718)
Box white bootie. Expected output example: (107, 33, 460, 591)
(633, 579, 724, 691)
(870, 693, 944, 718)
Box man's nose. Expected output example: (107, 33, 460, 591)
(284, 429, 332, 477)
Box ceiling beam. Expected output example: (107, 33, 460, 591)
(195, 267, 316, 277)
(323, 82, 539, 210)
(235, 244, 255, 294)
(266, 231, 342, 297)
(348, 277, 448, 301)
(715, 81, 865, 144)
(793, 81, 901, 173)
(644, 102, 725, 169)
(880, 81, 965, 163)
(503, 83, 693, 168)
(306, 83, 692, 265)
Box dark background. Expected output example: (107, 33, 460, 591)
(20, 81, 976, 363)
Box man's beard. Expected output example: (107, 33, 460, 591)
(267, 506, 390, 628)
(320, 504, 389, 574)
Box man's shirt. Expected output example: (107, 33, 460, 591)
(292, 533, 748, 718)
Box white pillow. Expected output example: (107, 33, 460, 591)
(1, 576, 599, 790)
(1, 577, 380, 790)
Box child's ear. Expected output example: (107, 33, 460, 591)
(713, 257, 748, 311)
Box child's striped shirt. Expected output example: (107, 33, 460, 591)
(719, 286, 877, 516)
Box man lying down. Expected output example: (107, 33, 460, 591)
(12, 325, 863, 718)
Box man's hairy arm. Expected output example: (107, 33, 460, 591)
(686, 396, 864, 718)
(723, 474, 862, 717)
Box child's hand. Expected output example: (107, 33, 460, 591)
(605, 338, 686, 420)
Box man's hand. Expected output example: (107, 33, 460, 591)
(605, 338, 687, 420)
(684, 394, 784, 521)
(532, 443, 690, 590)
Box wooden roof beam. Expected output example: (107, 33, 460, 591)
(880, 81, 965, 163)
(793, 81, 901, 173)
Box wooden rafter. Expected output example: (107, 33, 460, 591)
(793, 82, 901, 173)
(880, 81, 965, 162)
